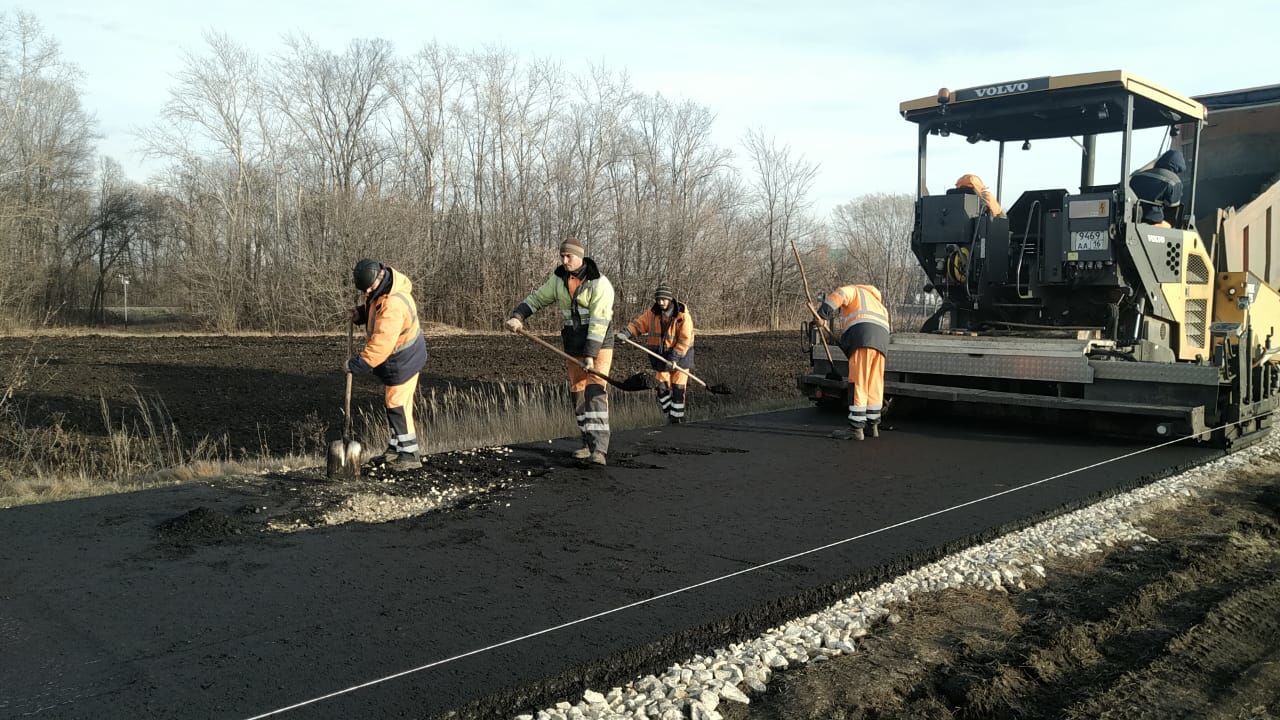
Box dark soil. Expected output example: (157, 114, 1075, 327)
(2, 330, 800, 457)
(731, 471, 1280, 720)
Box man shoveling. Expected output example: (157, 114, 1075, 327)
(348, 258, 428, 471)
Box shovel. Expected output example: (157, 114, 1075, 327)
(617, 335, 733, 394)
(789, 236, 843, 381)
(326, 320, 363, 479)
(512, 327, 652, 391)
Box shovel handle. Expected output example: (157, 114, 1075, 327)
(789, 236, 838, 364)
(513, 328, 621, 386)
(344, 320, 354, 442)
(618, 335, 709, 389)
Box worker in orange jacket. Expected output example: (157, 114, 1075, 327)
(955, 173, 1005, 218)
(618, 282, 694, 424)
(347, 258, 428, 471)
(817, 284, 890, 440)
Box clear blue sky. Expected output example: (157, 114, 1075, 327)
(23, 0, 1280, 214)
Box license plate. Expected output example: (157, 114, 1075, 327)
(1071, 230, 1108, 251)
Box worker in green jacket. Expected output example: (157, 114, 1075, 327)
(506, 238, 616, 465)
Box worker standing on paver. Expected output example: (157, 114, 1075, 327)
(348, 258, 428, 470)
(505, 238, 616, 465)
(817, 284, 890, 440)
(955, 173, 1005, 218)
(618, 282, 695, 424)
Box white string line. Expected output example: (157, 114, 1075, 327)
(243, 420, 1242, 719)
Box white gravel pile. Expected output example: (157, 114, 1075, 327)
(516, 433, 1279, 720)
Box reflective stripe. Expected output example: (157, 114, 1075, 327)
(580, 422, 610, 432)
(831, 286, 890, 334)
(399, 442, 419, 453)
(580, 411, 608, 420)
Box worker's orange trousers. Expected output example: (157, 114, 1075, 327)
(385, 373, 420, 455)
(565, 348, 613, 454)
(847, 348, 885, 429)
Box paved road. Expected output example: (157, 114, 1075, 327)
(0, 408, 1219, 719)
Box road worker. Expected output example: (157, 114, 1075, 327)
(955, 173, 1005, 218)
(505, 238, 616, 465)
(347, 258, 428, 471)
(816, 284, 891, 440)
(1130, 149, 1186, 228)
(618, 282, 695, 424)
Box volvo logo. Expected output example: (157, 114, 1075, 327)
(953, 77, 1048, 103)
(974, 82, 1030, 98)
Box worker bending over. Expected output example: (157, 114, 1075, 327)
(348, 258, 428, 471)
(955, 173, 1005, 218)
(817, 284, 891, 440)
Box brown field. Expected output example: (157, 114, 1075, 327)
(0, 330, 806, 503)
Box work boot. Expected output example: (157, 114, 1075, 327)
(382, 446, 399, 462)
(668, 415, 684, 425)
(388, 452, 422, 471)
(867, 424, 880, 438)
(850, 426, 865, 441)
(572, 446, 593, 460)
(589, 451, 607, 466)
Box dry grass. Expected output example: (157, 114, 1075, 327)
(2, 373, 805, 508)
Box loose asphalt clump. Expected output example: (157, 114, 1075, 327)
(154, 506, 245, 543)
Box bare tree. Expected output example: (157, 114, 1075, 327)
(0, 11, 95, 325)
(743, 129, 818, 329)
(830, 192, 926, 328)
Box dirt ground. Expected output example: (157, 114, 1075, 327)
(729, 470, 1280, 720)
(2, 330, 801, 457)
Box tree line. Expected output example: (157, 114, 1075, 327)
(0, 12, 925, 333)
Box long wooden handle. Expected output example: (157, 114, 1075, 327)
(619, 335, 709, 388)
(343, 371, 353, 441)
(514, 328, 619, 384)
(344, 320, 354, 441)
(789, 237, 837, 365)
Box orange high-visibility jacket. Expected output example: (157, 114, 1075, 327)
(626, 302, 694, 358)
(956, 174, 1005, 218)
(351, 267, 426, 385)
(818, 284, 890, 355)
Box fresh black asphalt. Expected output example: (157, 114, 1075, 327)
(0, 408, 1220, 719)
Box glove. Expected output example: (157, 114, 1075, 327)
(615, 330, 630, 341)
(348, 306, 367, 325)
(581, 356, 595, 371)
(666, 360, 679, 371)
(505, 317, 523, 332)
(343, 359, 354, 374)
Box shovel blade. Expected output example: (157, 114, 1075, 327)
(706, 383, 734, 395)
(326, 440, 346, 478)
(343, 441, 362, 479)
(616, 372, 654, 392)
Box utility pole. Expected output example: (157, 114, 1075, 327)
(119, 274, 130, 327)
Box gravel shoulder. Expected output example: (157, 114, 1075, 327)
(730, 454, 1280, 720)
